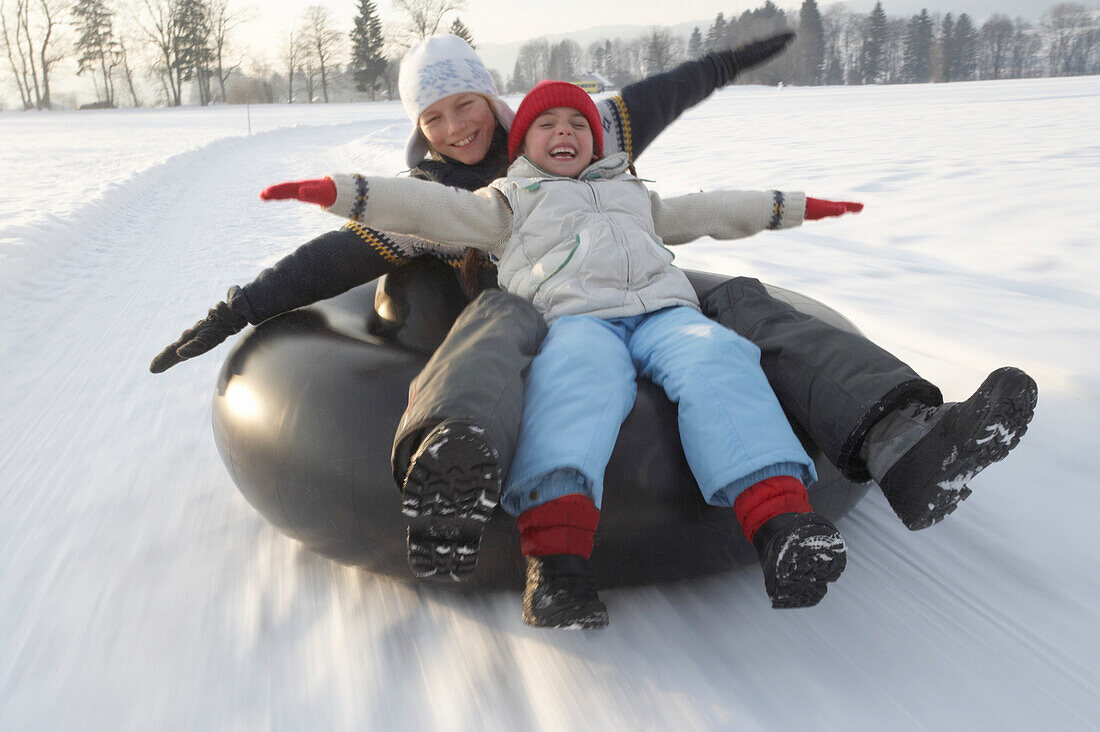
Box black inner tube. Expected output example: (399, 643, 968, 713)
(213, 262, 870, 590)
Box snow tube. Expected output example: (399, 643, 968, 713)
(213, 260, 870, 590)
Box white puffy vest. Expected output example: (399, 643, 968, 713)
(489, 153, 698, 322)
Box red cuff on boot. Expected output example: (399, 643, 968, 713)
(518, 494, 600, 558)
(733, 476, 812, 542)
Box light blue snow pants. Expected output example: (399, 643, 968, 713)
(502, 306, 817, 516)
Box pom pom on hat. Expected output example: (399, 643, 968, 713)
(507, 80, 603, 162)
(398, 34, 515, 167)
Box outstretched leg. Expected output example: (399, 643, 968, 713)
(864, 367, 1038, 529)
(702, 276, 941, 481)
(703, 277, 1037, 528)
(505, 315, 637, 628)
(395, 289, 547, 580)
(630, 306, 845, 607)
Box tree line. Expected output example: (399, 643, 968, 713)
(2, 0, 1098, 110)
(0, 0, 466, 109)
(512, 1, 1099, 90)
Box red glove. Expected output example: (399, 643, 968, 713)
(260, 177, 337, 207)
(805, 197, 863, 220)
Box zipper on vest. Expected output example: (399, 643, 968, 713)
(585, 179, 634, 298)
(533, 234, 582, 296)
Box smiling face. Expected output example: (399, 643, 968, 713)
(522, 106, 595, 178)
(417, 92, 498, 165)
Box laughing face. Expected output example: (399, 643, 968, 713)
(522, 107, 595, 178)
(418, 92, 498, 165)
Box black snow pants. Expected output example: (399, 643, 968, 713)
(391, 288, 548, 485)
(391, 275, 942, 487)
(701, 277, 942, 481)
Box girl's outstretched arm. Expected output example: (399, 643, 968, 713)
(650, 190, 862, 245)
(262, 175, 512, 254)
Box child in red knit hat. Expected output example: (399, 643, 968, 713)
(264, 81, 864, 629)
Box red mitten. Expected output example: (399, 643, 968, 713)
(259, 178, 337, 207)
(805, 197, 864, 220)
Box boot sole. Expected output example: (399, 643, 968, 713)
(522, 605, 610, 630)
(402, 422, 501, 581)
(886, 367, 1038, 531)
(766, 524, 847, 609)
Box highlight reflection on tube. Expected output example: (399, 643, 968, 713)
(224, 380, 263, 421)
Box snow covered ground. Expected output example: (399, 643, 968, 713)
(2, 76, 1099, 729)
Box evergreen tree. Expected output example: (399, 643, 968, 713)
(448, 17, 474, 48)
(644, 29, 678, 74)
(687, 27, 703, 59)
(508, 59, 526, 94)
(173, 0, 215, 105)
(861, 1, 888, 83)
(938, 13, 955, 81)
(72, 0, 120, 105)
(350, 0, 386, 98)
(728, 2, 796, 83)
(901, 9, 934, 83)
(797, 0, 825, 85)
(706, 13, 727, 52)
(588, 39, 608, 75)
(952, 13, 978, 81)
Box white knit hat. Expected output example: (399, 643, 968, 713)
(398, 34, 515, 168)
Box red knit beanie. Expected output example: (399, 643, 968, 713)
(507, 80, 604, 162)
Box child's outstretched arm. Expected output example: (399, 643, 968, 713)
(650, 189, 862, 245)
(261, 175, 512, 254)
(149, 223, 422, 373)
(604, 32, 795, 162)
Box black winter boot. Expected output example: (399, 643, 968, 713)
(753, 513, 847, 609)
(869, 367, 1038, 531)
(402, 419, 501, 581)
(522, 555, 609, 630)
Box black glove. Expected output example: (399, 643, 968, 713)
(149, 301, 248, 373)
(718, 31, 796, 82)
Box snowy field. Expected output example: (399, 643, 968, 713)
(2, 76, 1099, 729)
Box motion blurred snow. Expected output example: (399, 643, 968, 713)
(2, 77, 1098, 729)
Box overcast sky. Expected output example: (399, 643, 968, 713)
(229, 0, 1061, 62)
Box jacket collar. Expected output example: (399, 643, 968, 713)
(507, 151, 631, 181)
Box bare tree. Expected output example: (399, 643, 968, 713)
(1042, 3, 1098, 76)
(207, 0, 248, 103)
(4, 0, 67, 108)
(1009, 18, 1041, 78)
(116, 36, 140, 105)
(548, 38, 581, 79)
(393, 0, 464, 44)
(2, 0, 34, 108)
(823, 6, 865, 85)
(278, 26, 302, 102)
(510, 37, 548, 92)
(609, 37, 647, 85)
(979, 14, 1014, 79)
(136, 0, 183, 106)
(301, 5, 339, 102)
